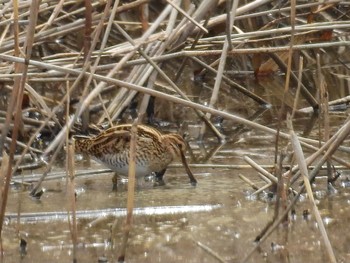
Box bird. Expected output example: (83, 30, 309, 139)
(73, 124, 197, 186)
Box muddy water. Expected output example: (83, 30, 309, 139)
(2, 117, 350, 263)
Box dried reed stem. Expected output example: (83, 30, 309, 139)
(0, 151, 9, 253)
(190, 57, 269, 105)
(291, 56, 304, 118)
(299, 95, 350, 113)
(254, 153, 287, 243)
(199, 0, 238, 139)
(317, 54, 333, 179)
(0, 0, 40, 238)
(244, 117, 350, 262)
(243, 156, 277, 184)
(67, 143, 77, 263)
(288, 117, 350, 185)
(238, 173, 260, 191)
(66, 81, 77, 262)
(244, 156, 297, 195)
(288, 116, 336, 263)
(274, 0, 296, 164)
(113, 21, 224, 140)
(306, 117, 350, 183)
(267, 52, 317, 108)
(251, 182, 273, 196)
(195, 239, 228, 263)
(118, 120, 138, 262)
(166, 0, 208, 34)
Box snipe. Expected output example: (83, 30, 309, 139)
(73, 124, 197, 186)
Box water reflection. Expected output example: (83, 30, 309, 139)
(6, 204, 222, 224)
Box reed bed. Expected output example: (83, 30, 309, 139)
(1, 0, 350, 262)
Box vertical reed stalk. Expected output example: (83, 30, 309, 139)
(291, 56, 304, 118)
(67, 83, 77, 262)
(0, 0, 20, 151)
(118, 120, 138, 262)
(81, 0, 92, 131)
(199, 0, 238, 140)
(0, 151, 9, 256)
(317, 54, 332, 178)
(0, 0, 40, 238)
(274, 0, 296, 164)
(0, 153, 8, 206)
(67, 143, 78, 263)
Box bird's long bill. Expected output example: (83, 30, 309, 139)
(180, 150, 197, 186)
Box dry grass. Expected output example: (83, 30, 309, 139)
(1, 0, 350, 261)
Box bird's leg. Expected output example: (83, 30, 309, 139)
(180, 150, 197, 186)
(154, 169, 166, 186)
(112, 172, 118, 191)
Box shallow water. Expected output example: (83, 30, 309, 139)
(3, 117, 350, 263)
